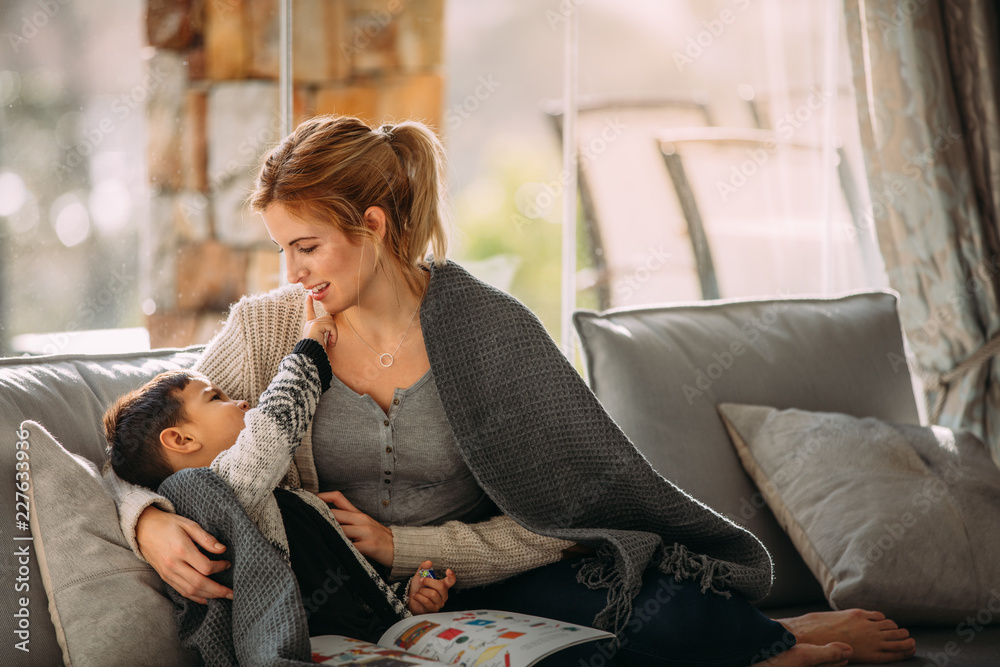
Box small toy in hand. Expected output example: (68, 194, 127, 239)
(417, 568, 437, 579)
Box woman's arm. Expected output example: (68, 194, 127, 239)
(101, 466, 177, 558)
(134, 506, 234, 602)
(321, 492, 576, 588)
(190, 288, 255, 404)
(101, 468, 233, 600)
(389, 515, 576, 588)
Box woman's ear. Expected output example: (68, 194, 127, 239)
(362, 206, 388, 240)
(159, 427, 201, 454)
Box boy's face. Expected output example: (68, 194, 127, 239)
(174, 377, 250, 463)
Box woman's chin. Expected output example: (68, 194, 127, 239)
(314, 294, 347, 315)
(312, 296, 333, 312)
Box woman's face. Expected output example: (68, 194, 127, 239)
(262, 203, 373, 314)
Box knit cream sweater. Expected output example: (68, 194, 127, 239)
(109, 284, 573, 586)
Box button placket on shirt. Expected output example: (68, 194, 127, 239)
(379, 392, 402, 518)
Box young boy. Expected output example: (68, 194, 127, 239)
(104, 297, 455, 640)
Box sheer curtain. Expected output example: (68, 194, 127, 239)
(442, 1, 887, 349)
(549, 0, 888, 360)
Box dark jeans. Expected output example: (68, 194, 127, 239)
(442, 559, 793, 667)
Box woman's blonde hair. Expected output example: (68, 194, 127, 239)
(250, 115, 450, 296)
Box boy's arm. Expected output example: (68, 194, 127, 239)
(211, 339, 332, 514)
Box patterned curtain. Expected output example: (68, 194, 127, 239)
(843, 0, 1000, 463)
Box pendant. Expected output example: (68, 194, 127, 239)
(379, 353, 394, 367)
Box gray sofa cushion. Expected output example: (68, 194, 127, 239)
(573, 291, 921, 608)
(0, 346, 203, 666)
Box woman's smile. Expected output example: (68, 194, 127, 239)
(306, 282, 330, 300)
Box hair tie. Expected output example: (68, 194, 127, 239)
(378, 124, 395, 142)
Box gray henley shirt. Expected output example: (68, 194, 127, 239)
(311, 368, 497, 527)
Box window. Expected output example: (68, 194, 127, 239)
(1, 0, 147, 355)
(0, 0, 884, 355)
(444, 0, 886, 346)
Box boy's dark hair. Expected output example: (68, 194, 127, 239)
(104, 369, 199, 490)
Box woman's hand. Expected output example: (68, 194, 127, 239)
(303, 295, 337, 353)
(407, 560, 456, 615)
(318, 490, 394, 567)
(135, 506, 233, 604)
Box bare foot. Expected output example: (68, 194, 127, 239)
(779, 609, 916, 663)
(761, 642, 852, 667)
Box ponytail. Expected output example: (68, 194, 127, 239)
(380, 120, 451, 275)
(251, 115, 452, 297)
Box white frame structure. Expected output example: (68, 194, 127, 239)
(560, 8, 579, 359)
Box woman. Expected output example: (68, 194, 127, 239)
(115, 116, 915, 666)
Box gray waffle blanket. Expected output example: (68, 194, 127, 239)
(421, 260, 774, 637)
(159, 467, 315, 667)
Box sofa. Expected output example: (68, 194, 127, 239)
(573, 290, 1000, 666)
(1, 289, 997, 665)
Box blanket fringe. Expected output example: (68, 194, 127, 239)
(658, 542, 734, 599)
(574, 542, 738, 648)
(574, 544, 640, 648)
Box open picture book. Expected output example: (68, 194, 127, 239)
(310, 609, 614, 666)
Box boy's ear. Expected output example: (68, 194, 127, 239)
(159, 427, 201, 454)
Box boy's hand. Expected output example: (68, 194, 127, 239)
(407, 560, 456, 615)
(303, 295, 337, 353)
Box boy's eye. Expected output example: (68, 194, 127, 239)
(210, 393, 221, 401)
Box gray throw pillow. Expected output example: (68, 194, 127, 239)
(717, 403, 1000, 624)
(22, 420, 199, 666)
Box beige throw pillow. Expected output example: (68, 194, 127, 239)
(22, 420, 199, 666)
(717, 404, 1000, 624)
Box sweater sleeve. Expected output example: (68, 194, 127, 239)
(211, 342, 329, 515)
(388, 515, 575, 587)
